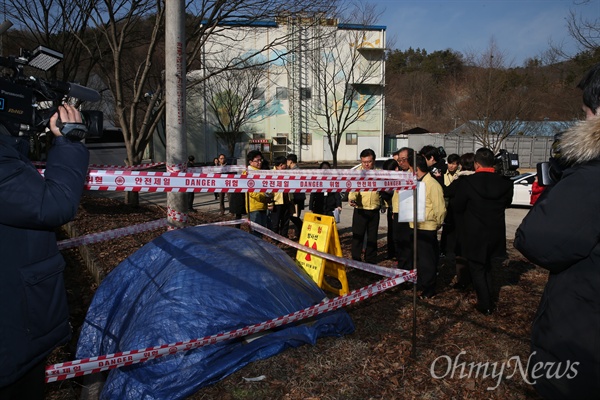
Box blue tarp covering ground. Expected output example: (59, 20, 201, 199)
(76, 225, 355, 399)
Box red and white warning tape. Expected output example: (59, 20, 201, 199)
(83, 169, 416, 193)
(48, 219, 415, 381)
(167, 206, 189, 224)
(188, 165, 246, 174)
(245, 220, 412, 279)
(33, 161, 166, 171)
(49, 216, 418, 382)
(166, 163, 187, 173)
(46, 271, 414, 382)
(88, 162, 166, 171)
(58, 219, 169, 250)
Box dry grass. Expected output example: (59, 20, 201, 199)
(46, 194, 546, 399)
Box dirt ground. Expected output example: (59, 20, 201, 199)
(46, 193, 545, 399)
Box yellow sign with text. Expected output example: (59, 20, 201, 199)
(296, 218, 329, 283)
(296, 213, 348, 295)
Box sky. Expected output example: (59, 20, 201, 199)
(368, 0, 600, 66)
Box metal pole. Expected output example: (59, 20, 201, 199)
(410, 150, 418, 359)
(165, 0, 188, 228)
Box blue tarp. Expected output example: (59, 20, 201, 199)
(76, 225, 354, 399)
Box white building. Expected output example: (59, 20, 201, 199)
(184, 16, 386, 165)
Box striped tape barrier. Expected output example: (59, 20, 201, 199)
(58, 219, 169, 250)
(46, 272, 414, 382)
(49, 220, 416, 382)
(83, 169, 416, 193)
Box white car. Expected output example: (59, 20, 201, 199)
(510, 172, 536, 207)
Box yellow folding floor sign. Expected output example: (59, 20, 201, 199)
(295, 213, 348, 295)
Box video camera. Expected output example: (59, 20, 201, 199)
(495, 149, 520, 177)
(0, 45, 102, 140)
(537, 133, 567, 186)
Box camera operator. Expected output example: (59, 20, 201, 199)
(420, 145, 446, 187)
(0, 104, 89, 399)
(514, 63, 600, 398)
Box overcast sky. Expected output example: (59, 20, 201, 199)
(368, 0, 599, 66)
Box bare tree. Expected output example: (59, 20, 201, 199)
(62, 0, 335, 205)
(4, 0, 97, 84)
(566, 3, 600, 56)
(305, 3, 385, 166)
(188, 55, 282, 157)
(450, 40, 538, 153)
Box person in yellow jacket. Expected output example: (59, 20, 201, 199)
(393, 147, 416, 270)
(268, 156, 294, 237)
(348, 148, 383, 264)
(245, 150, 272, 229)
(411, 153, 447, 298)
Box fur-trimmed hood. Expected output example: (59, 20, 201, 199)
(560, 116, 600, 164)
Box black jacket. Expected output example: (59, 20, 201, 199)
(309, 192, 341, 216)
(515, 116, 600, 399)
(0, 134, 89, 386)
(452, 170, 513, 264)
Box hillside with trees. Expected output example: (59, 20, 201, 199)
(385, 45, 600, 135)
(385, 2, 600, 135)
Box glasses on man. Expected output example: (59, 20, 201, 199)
(398, 157, 408, 162)
(251, 158, 262, 164)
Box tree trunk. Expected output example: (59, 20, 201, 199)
(125, 191, 140, 207)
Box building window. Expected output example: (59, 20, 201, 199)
(252, 133, 265, 140)
(252, 87, 265, 100)
(301, 132, 312, 146)
(346, 132, 357, 145)
(276, 87, 288, 100)
(300, 87, 311, 100)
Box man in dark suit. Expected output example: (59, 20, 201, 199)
(452, 147, 513, 315)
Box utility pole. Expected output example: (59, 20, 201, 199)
(165, 0, 188, 228)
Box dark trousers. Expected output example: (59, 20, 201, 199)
(0, 359, 45, 400)
(187, 192, 195, 210)
(386, 209, 395, 259)
(415, 229, 439, 296)
(440, 221, 457, 259)
(270, 204, 291, 237)
(351, 208, 380, 264)
(393, 217, 413, 270)
(469, 259, 496, 310)
(290, 203, 303, 238)
(219, 193, 226, 214)
(455, 256, 471, 287)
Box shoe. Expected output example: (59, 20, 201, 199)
(451, 282, 466, 291)
(419, 291, 436, 300)
(475, 304, 495, 315)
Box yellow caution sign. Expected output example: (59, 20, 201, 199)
(296, 213, 348, 295)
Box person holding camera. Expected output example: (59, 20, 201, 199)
(420, 145, 447, 187)
(0, 104, 89, 399)
(514, 63, 600, 399)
